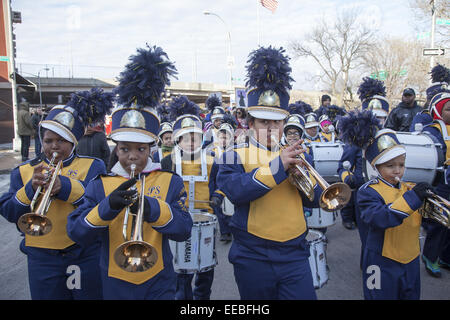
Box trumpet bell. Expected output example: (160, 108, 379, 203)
(320, 182, 352, 212)
(114, 240, 158, 273)
(17, 213, 53, 236)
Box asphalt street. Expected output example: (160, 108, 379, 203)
(0, 173, 449, 300)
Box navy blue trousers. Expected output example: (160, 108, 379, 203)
(175, 269, 215, 300)
(23, 243, 102, 300)
(229, 242, 316, 300)
(422, 218, 449, 263)
(362, 249, 420, 300)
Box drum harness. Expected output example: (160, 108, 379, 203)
(173, 147, 218, 271)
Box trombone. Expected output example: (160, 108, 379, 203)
(17, 152, 61, 236)
(114, 164, 158, 272)
(272, 135, 351, 212)
(398, 177, 449, 228)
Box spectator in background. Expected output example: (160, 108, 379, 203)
(76, 121, 110, 167)
(234, 107, 248, 144)
(17, 98, 33, 162)
(385, 88, 423, 132)
(316, 94, 332, 117)
(31, 107, 43, 158)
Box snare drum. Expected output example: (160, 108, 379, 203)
(305, 207, 338, 228)
(364, 132, 444, 184)
(310, 142, 344, 183)
(307, 230, 328, 289)
(169, 213, 218, 274)
(221, 197, 234, 216)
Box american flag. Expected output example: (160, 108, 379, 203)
(260, 0, 278, 13)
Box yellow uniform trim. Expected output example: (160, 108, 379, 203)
(99, 171, 174, 284)
(151, 200, 172, 227)
(236, 143, 307, 242)
(254, 165, 277, 189)
(369, 181, 421, 264)
(21, 157, 96, 250)
(86, 205, 110, 227)
(16, 185, 31, 205)
(66, 179, 85, 203)
(341, 170, 351, 183)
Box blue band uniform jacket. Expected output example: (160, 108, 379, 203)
(0, 153, 106, 250)
(66, 165, 192, 285)
(357, 177, 423, 264)
(216, 137, 323, 262)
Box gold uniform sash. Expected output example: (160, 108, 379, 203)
(369, 181, 421, 264)
(88, 172, 175, 285)
(18, 157, 94, 250)
(235, 143, 307, 242)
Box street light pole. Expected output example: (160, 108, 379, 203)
(203, 11, 234, 91)
(430, 0, 436, 77)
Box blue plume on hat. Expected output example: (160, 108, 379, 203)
(168, 95, 200, 121)
(326, 105, 347, 122)
(206, 94, 222, 111)
(115, 44, 178, 108)
(295, 100, 313, 115)
(66, 87, 114, 125)
(337, 109, 381, 149)
(357, 77, 386, 102)
(156, 103, 171, 123)
(430, 63, 450, 83)
(221, 114, 238, 130)
(245, 46, 294, 94)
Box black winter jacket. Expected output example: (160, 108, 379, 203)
(76, 131, 111, 167)
(385, 101, 423, 132)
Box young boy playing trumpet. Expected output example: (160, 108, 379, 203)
(341, 110, 431, 300)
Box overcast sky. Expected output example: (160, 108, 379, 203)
(12, 0, 422, 90)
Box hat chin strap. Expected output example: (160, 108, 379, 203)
(175, 144, 202, 158)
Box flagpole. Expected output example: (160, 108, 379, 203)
(256, 0, 261, 46)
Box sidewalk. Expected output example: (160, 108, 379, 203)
(0, 141, 37, 175)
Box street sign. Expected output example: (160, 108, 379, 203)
(436, 18, 450, 26)
(12, 11, 21, 24)
(0, 56, 9, 62)
(423, 48, 445, 56)
(417, 31, 430, 40)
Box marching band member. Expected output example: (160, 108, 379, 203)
(342, 110, 431, 299)
(0, 87, 113, 299)
(217, 46, 323, 300)
(202, 94, 225, 149)
(304, 112, 327, 143)
(67, 45, 192, 300)
(161, 95, 223, 300)
(410, 64, 449, 132)
(420, 90, 450, 277)
(318, 114, 335, 142)
(152, 103, 174, 163)
(152, 121, 174, 163)
(209, 114, 238, 243)
(337, 77, 390, 264)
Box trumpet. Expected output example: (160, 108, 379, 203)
(114, 164, 158, 272)
(397, 177, 449, 228)
(272, 135, 351, 212)
(17, 152, 61, 236)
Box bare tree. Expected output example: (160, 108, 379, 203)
(289, 9, 377, 105)
(409, 0, 450, 45)
(362, 36, 447, 106)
